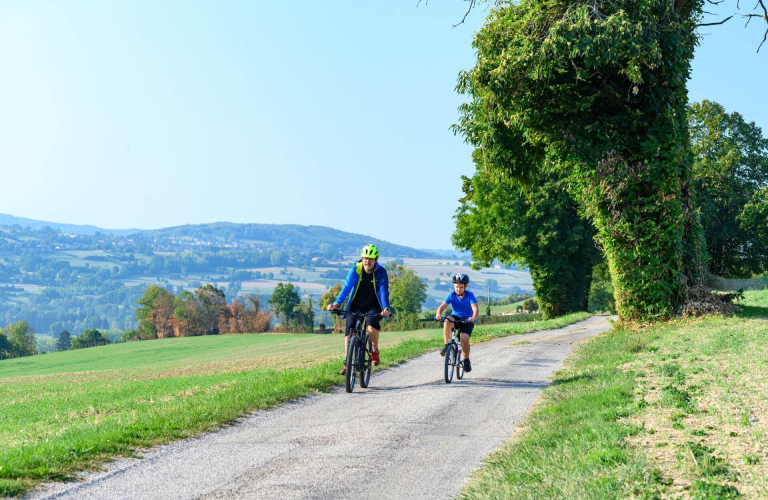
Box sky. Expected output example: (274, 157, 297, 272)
(1, 1, 766, 250)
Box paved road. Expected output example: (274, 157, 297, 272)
(34, 315, 613, 500)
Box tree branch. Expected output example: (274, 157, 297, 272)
(698, 15, 734, 25)
(453, 0, 478, 27)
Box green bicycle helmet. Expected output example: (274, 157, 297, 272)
(361, 244, 380, 259)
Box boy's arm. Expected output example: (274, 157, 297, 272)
(471, 303, 479, 322)
(436, 302, 448, 319)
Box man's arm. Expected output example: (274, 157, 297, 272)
(378, 267, 392, 317)
(329, 266, 357, 309)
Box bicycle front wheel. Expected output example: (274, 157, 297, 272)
(360, 336, 372, 388)
(456, 347, 465, 380)
(345, 335, 360, 393)
(444, 344, 455, 384)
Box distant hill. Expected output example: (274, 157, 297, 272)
(0, 213, 139, 236)
(140, 222, 436, 258)
(0, 214, 435, 258)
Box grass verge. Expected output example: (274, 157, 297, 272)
(0, 312, 589, 497)
(460, 290, 768, 500)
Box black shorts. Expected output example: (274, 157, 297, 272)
(345, 309, 382, 335)
(447, 315, 474, 336)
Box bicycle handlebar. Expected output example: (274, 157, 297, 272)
(329, 310, 384, 320)
(419, 317, 475, 325)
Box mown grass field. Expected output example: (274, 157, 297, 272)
(460, 290, 768, 500)
(0, 312, 589, 496)
(489, 300, 528, 315)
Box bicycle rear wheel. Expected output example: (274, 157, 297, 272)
(444, 344, 455, 383)
(345, 335, 360, 393)
(360, 336, 372, 388)
(456, 346, 465, 380)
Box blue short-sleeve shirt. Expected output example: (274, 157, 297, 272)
(444, 291, 478, 319)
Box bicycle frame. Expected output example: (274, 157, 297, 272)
(436, 317, 470, 383)
(332, 310, 377, 392)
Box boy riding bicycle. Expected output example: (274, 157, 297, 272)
(435, 273, 478, 372)
(327, 244, 392, 375)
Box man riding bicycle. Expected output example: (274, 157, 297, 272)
(327, 244, 392, 375)
(435, 273, 478, 372)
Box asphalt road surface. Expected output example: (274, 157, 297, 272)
(34, 315, 613, 500)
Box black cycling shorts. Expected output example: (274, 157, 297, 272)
(345, 309, 382, 335)
(447, 315, 474, 336)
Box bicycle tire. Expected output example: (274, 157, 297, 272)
(456, 346, 465, 380)
(360, 336, 372, 388)
(444, 343, 455, 383)
(345, 335, 360, 393)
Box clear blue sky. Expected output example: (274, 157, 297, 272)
(1, 2, 765, 249)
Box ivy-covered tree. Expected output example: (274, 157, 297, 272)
(690, 100, 768, 277)
(454, 0, 723, 320)
(453, 171, 598, 319)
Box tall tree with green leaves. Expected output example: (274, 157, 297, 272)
(195, 284, 226, 334)
(454, 172, 598, 319)
(387, 262, 428, 330)
(0, 331, 11, 359)
(4, 320, 38, 357)
(269, 283, 302, 327)
(387, 262, 428, 316)
(739, 186, 768, 244)
(56, 330, 71, 351)
(690, 100, 768, 277)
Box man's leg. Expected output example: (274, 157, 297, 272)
(367, 325, 379, 351)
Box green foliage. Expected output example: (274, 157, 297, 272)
(690, 100, 768, 277)
(268, 283, 302, 327)
(2, 321, 38, 358)
(119, 328, 141, 343)
(455, 0, 707, 321)
(55, 330, 71, 351)
(453, 172, 597, 319)
(522, 298, 539, 313)
(71, 329, 111, 349)
(739, 186, 768, 244)
(0, 332, 12, 360)
(388, 262, 428, 316)
(588, 262, 617, 314)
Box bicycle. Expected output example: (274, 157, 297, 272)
(331, 310, 379, 393)
(426, 317, 472, 384)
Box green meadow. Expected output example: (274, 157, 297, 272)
(461, 290, 768, 500)
(0, 312, 588, 496)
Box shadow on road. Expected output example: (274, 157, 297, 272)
(366, 378, 549, 392)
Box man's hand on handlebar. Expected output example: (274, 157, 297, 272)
(327, 303, 339, 311)
(381, 308, 392, 318)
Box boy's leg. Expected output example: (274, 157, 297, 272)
(443, 320, 452, 344)
(460, 333, 470, 358)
